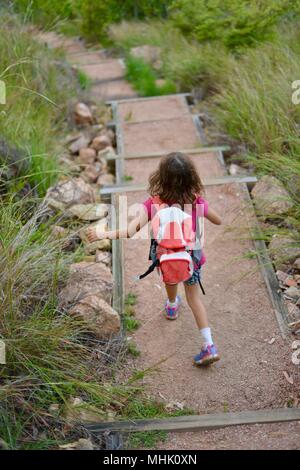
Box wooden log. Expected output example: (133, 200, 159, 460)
(100, 176, 258, 195)
(106, 146, 230, 161)
(86, 407, 300, 434)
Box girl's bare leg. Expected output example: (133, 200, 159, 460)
(184, 283, 209, 329)
(165, 283, 178, 303)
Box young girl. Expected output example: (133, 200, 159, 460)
(87, 152, 222, 366)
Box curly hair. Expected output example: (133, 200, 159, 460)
(148, 152, 204, 207)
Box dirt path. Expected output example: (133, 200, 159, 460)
(119, 96, 300, 449)
(38, 32, 300, 449)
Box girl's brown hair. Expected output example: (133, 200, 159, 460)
(148, 152, 204, 207)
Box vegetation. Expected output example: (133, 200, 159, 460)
(125, 56, 176, 97)
(4, 0, 300, 449)
(123, 397, 193, 449)
(0, 12, 77, 195)
(109, 15, 300, 242)
(170, 0, 297, 50)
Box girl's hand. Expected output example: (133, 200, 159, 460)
(86, 226, 109, 243)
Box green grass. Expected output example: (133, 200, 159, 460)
(0, 12, 78, 196)
(127, 341, 141, 357)
(124, 292, 140, 331)
(77, 68, 92, 91)
(123, 397, 194, 449)
(125, 55, 177, 97)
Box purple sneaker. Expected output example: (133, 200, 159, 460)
(194, 344, 220, 366)
(165, 295, 181, 320)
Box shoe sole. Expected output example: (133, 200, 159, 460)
(165, 314, 178, 320)
(194, 354, 220, 367)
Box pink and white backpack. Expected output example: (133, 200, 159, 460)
(138, 198, 205, 290)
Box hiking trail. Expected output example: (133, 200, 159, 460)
(37, 31, 300, 450)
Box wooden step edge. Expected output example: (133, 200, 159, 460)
(85, 407, 300, 434)
(106, 146, 231, 161)
(106, 93, 192, 105)
(99, 176, 258, 195)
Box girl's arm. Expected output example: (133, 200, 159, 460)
(206, 207, 222, 225)
(86, 209, 149, 242)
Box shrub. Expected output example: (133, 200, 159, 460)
(170, 0, 297, 50)
(79, 0, 174, 43)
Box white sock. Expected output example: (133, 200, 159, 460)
(167, 297, 178, 308)
(200, 327, 213, 347)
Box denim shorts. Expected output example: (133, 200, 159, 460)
(184, 266, 202, 286)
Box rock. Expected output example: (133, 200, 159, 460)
(106, 128, 115, 145)
(285, 277, 298, 287)
(96, 173, 115, 186)
(155, 78, 167, 88)
(286, 301, 300, 318)
(74, 102, 93, 126)
(59, 261, 113, 307)
(95, 250, 112, 266)
(78, 147, 96, 164)
(75, 438, 94, 450)
(59, 438, 94, 450)
(65, 132, 82, 145)
(284, 286, 300, 300)
(52, 225, 68, 239)
(229, 163, 247, 176)
(49, 403, 60, 417)
(45, 177, 95, 208)
(69, 134, 90, 154)
(59, 154, 81, 173)
(294, 258, 300, 270)
(97, 157, 108, 174)
(276, 270, 288, 283)
(268, 235, 300, 269)
(90, 135, 111, 152)
(97, 146, 116, 160)
(251, 175, 293, 218)
(51, 225, 77, 250)
(69, 294, 120, 339)
(130, 45, 161, 68)
(84, 239, 111, 254)
(68, 203, 109, 221)
(81, 162, 103, 183)
(64, 397, 106, 424)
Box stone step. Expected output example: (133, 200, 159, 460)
(79, 60, 125, 82)
(90, 80, 137, 102)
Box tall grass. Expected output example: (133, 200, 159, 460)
(0, 12, 77, 195)
(213, 42, 300, 155)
